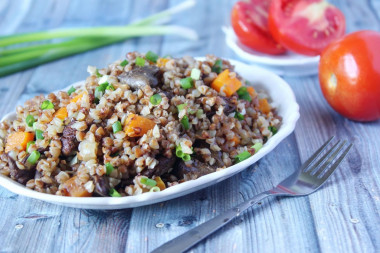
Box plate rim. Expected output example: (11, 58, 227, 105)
(223, 26, 320, 66)
(0, 58, 300, 209)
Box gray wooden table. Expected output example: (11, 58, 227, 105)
(0, 0, 379, 252)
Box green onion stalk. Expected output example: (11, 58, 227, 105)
(0, 0, 197, 77)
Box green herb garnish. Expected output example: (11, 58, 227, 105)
(180, 77, 193, 89)
(120, 59, 129, 67)
(112, 121, 122, 133)
(41, 100, 54, 110)
(105, 162, 115, 175)
(235, 111, 244, 121)
(35, 129, 44, 140)
(109, 188, 121, 197)
(146, 51, 159, 63)
(67, 86, 76, 96)
(237, 87, 252, 102)
(212, 59, 223, 74)
(135, 57, 146, 67)
(25, 115, 35, 127)
(150, 94, 162, 105)
(140, 177, 157, 187)
(27, 150, 40, 165)
(235, 151, 251, 163)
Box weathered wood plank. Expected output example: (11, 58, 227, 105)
(0, 0, 379, 253)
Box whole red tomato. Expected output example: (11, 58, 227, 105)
(319, 30, 380, 122)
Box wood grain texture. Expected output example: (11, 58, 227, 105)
(0, 0, 379, 253)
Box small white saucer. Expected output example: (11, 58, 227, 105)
(223, 26, 320, 76)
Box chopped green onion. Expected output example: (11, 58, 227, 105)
(105, 162, 115, 175)
(32, 122, 38, 130)
(67, 86, 76, 96)
(237, 87, 252, 102)
(212, 59, 223, 74)
(235, 151, 251, 163)
(182, 154, 191, 161)
(35, 129, 44, 140)
(146, 51, 159, 63)
(196, 109, 203, 118)
(112, 121, 122, 133)
(181, 115, 190, 130)
(251, 143, 263, 152)
(268, 126, 278, 135)
(140, 177, 157, 187)
(41, 100, 54, 110)
(27, 150, 40, 165)
(96, 69, 103, 77)
(135, 57, 145, 67)
(26, 141, 35, 153)
(235, 111, 244, 121)
(190, 68, 201, 80)
(120, 59, 128, 67)
(109, 188, 121, 197)
(150, 186, 161, 192)
(107, 84, 115, 90)
(25, 114, 35, 127)
(175, 145, 184, 158)
(177, 103, 187, 111)
(95, 82, 109, 100)
(180, 77, 193, 89)
(150, 94, 162, 105)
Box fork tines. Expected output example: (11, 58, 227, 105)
(302, 136, 353, 180)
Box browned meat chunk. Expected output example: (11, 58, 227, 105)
(142, 155, 177, 177)
(93, 175, 111, 197)
(8, 155, 35, 185)
(173, 159, 215, 180)
(61, 122, 78, 156)
(118, 66, 161, 89)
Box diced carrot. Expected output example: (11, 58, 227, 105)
(155, 176, 166, 191)
(70, 91, 87, 103)
(157, 58, 169, 68)
(246, 86, 257, 99)
(211, 69, 242, 97)
(5, 132, 35, 153)
(231, 136, 240, 146)
(135, 147, 143, 158)
(124, 114, 156, 137)
(54, 107, 68, 120)
(62, 176, 92, 197)
(259, 98, 271, 114)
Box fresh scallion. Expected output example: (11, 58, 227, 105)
(177, 103, 187, 111)
(25, 114, 35, 127)
(95, 82, 109, 100)
(67, 86, 76, 96)
(112, 121, 122, 133)
(146, 51, 159, 63)
(105, 162, 115, 175)
(237, 87, 252, 102)
(181, 115, 190, 130)
(27, 150, 41, 165)
(251, 143, 263, 152)
(135, 57, 146, 67)
(235, 111, 244, 121)
(182, 154, 191, 161)
(212, 59, 223, 74)
(41, 100, 54, 110)
(150, 94, 162, 105)
(180, 77, 193, 89)
(96, 69, 103, 77)
(268, 126, 278, 135)
(107, 84, 115, 90)
(175, 145, 184, 158)
(109, 188, 121, 197)
(26, 141, 35, 153)
(190, 68, 201, 80)
(35, 129, 44, 140)
(120, 59, 128, 67)
(0, 1, 199, 77)
(140, 177, 157, 187)
(150, 186, 161, 192)
(235, 151, 251, 163)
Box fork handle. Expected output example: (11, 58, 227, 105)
(151, 191, 271, 253)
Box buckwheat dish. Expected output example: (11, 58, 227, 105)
(0, 53, 281, 197)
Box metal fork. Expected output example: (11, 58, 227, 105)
(152, 136, 353, 253)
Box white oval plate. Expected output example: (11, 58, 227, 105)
(0, 59, 299, 209)
(223, 26, 320, 77)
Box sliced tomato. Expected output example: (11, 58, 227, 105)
(231, 1, 286, 55)
(268, 0, 346, 56)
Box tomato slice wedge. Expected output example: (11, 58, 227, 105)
(268, 0, 346, 56)
(231, 1, 286, 55)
